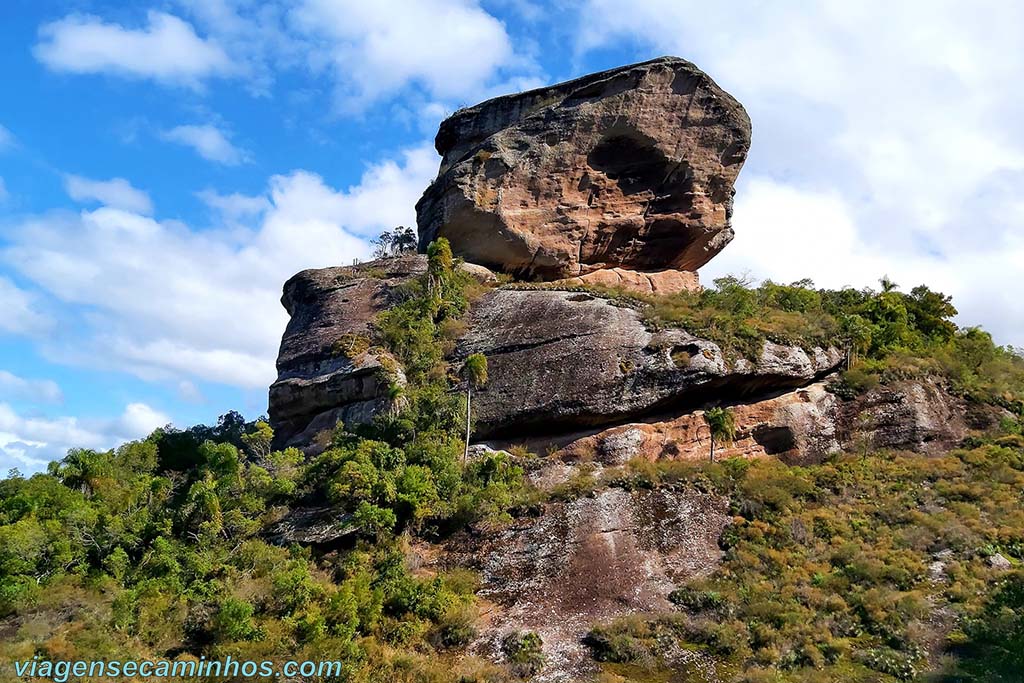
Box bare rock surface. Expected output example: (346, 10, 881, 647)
(266, 506, 356, 547)
(270, 259, 844, 449)
(556, 267, 701, 295)
(442, 487, 730, 681)
(461, 288, 844, 438)
(416, 56, 751, 279)
(555, 382, 842, 466)
(837, 377, 968, 455)
(526, 377, 970, 470)
(268, 255, 426, 448)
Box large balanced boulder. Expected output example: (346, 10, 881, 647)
(416, 56, 751, 280)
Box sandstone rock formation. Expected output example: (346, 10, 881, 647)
(416, 56, 751, 281)
(556, 267, 701, 295)
(538, 377, 969, 469)
(269, 257, 845, 450)
(439, 487, 730, 679)
(458, 288, 844, 437)
(268, 256, 420, 449)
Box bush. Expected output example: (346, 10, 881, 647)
(213, 598, 260, 642)
(502, 631, 545, 676)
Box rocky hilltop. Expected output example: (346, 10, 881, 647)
(269, 57, 963, 464)
(266, 58, 1004, 681)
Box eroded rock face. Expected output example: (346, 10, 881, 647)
(416, 56, 751, 280)
(556, 382, 842, 466)
(837, 378, 968, 455)
(460, 289, 844, 437)
(270, 255, 499, 448)
(269, 259, 844, 450)
(529, 378, 970, 472)
(441, 487, 730, 680)
(556, 267, 701, 295)
(269, 256, 425, 449)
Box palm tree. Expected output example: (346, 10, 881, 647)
(704, 407, 735, 462)
(463, 353, 488, 463)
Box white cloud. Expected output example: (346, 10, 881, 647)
(116, 402, 172, 438)
(576, 0, 1024, 346)
(2, 145, 436, 391)
(177, 380, 204, 403)
(291, 0, 527, 107)
(162, 124, 249, 165)
(0, 371, 63, 404)
(34, 11, 234, 88)
(0, 125, 13, 150)
(0, 277, 53, 337)
(32, 2, 538, 108)
(198, 189, 271, 222)
(0, 401, 169, 474)
(64, 175, 154, 214)
(704, 177, 1024, 346)
(0, 177, 7, 203)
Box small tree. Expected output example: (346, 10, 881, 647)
(392, 226, 416, 253)
(463, 353, 488, 463)
(241, 420, 274, 463)
(371, 226, 417, 259)
(704, 407, 735, 462)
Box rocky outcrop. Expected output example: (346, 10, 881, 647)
(269, 257, 845, 450)
(460, 288, 843, 437)
(516, 378, 970, 474)
(268, 256, 423, 449)
(416, 56, 751, 280)
(554, 382, 842, 466)
(269, 255, 500, 448)
(440, 487, 730, 680)
(836, 377, 968, 455)
(266, 506, 356, 548)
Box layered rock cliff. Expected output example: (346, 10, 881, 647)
(270, 254, 854, 450)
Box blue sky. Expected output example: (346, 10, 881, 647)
(2, 0, 1022, 474)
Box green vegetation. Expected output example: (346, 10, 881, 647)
(463, 352, 489, 463)
(588, 276, 1024, 412)
(3, 261, 1023, 683)
(501, 631, 545, 677)
(704, 407, 735, 463)
(370, 226, 417, 259)
(0, 239, 533, 683)
(590, 431, 1024, 682)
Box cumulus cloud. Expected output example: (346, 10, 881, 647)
(576, 0, 1024, 346)
(291, 0, 529, 107)
(702, 176, 1024, 346)
(34, 2, 538, 108)
(0, 401, 169, 473)
(161, 124, 249, 165)
(64, 175, 154, 214)
(198, 189, 271, 222)
(0, 277, 53, 337)
(0, 371, 63, 404)
(34, 11, 234, 88)
(1, 145, 436, 391)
